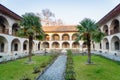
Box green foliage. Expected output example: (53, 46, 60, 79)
(73, 55, 120, 80)
(18, 12, 44, 39)
(20, 73, 31, 80)
(0, 55, 51, 80)
(33, 66, 41, 74)
(65, 50, 76, 80)
(76, 18, 105, 43)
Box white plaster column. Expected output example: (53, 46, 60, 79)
(69, 33, 72, 41)
(49, 34, 52, 41)
(49, 42, 52, 49)
(59, 41, 62, 49)
(59, 34, 62, 41)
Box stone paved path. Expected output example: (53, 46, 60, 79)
(37, 55, 67, 80)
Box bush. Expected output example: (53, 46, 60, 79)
(65, 50, 76, 80)
(20, 73, 31, 80)
(33, 66, 41, 74)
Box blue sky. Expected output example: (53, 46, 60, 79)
(0, 0, 120, 25)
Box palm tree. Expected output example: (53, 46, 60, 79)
(18, 13, 44, 62)
(76, 18, 105, 64)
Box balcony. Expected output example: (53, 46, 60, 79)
(0, 29, 9, 34)
(110, 29, 119, 35)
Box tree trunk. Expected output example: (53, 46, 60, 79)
(87, 34, 91, 64)
(28, 35, 33, 62)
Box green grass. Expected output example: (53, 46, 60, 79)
(0, 55, 51, 80)
(73, 55, 120, 80)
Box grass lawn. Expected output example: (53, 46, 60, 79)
(73, 55, 120, 80)
(0, 55, 51, 80)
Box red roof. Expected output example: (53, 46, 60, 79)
(42, 25, 77, 32)
(0, 4, 22, 20)
(98, 3, 120, 26)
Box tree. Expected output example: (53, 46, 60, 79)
(18, 13, 44, 62)
(42, 9, 54, 25)
(76, 18, 105, 64)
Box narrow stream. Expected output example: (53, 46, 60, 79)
(37, 55, 67, 80)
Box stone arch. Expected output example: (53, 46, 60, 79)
(72, 33, 77, 40)
(0, 36, 8, 52)
(12, 23, 20, 36)
(111, 36, 120, 50)
(0, 16, 9, 34)
(103, 38, 109, 50)
(62, 42, 70, 48)
(43, 42, 49, 48)
(11, 38, 21, 51)
(52, 34, 60, 40)
(103, 25, 108, 35)
(23, 40, 28, 51)
(110, 19, 119, 35)
(32, 41, 35, 51)
(100, 42, 102, 49)
(72, 42, 79, 48)
(82, 42, 87, 48)
(52, 42, 60, 48)
(62, 34, 69, 40)
(45, 34, 50, 41)
(38, 42, 41, 50)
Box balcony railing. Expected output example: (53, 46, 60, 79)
(0, 29, 9, 34)
(110, 29, 119, 35)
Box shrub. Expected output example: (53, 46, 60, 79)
(65, 50, 76, 80)
(20, 73, 31, 80)
(33, 66, 41, 74)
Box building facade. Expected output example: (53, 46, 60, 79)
(0, 4, 41, 61)
(95, 3, 120, 56)
(0, 3, 120, 62)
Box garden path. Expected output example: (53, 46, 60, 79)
(37, 55, 67, 80)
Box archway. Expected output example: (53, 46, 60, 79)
(38, 42, 41, 50)
(62, 42, 70, 48)
(111, 36, 120, 50)
(72, 42, 79, 48)
(11, 39, 21, 51)
(52, 34, 60, 40)
(43, 42, 49, 48)
(45, 34, 50, 41)
(110, 19, 119, 35)
(0, 16, 9, 34)
(23, 40, 28, 51)
(0, 36, 8, 53)
(62, 34, 69, 40)
(12, 23, 20, 36)
(103, 38, 109, 50)
(72, 34, 77, 40)
(103, 25, 108, 36)
(52, 42, 59, 48)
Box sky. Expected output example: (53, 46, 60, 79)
(0, 0, 120, 25)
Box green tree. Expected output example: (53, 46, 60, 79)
(76, 18, 104, 64)
(18, 13, 44, 62)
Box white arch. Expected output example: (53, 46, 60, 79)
(62, 42, 70, 48)
(0, 36, 8, 53)
(52, 42, 60, 48)
(111, 36, 120, 50)
(11, 38, 21, 51)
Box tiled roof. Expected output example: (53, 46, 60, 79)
(98, 3, 120, 26)
(42, 25, 77, 32)
(0, 4, 22, 20)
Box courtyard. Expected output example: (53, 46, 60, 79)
(0, 1, 120, 80)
